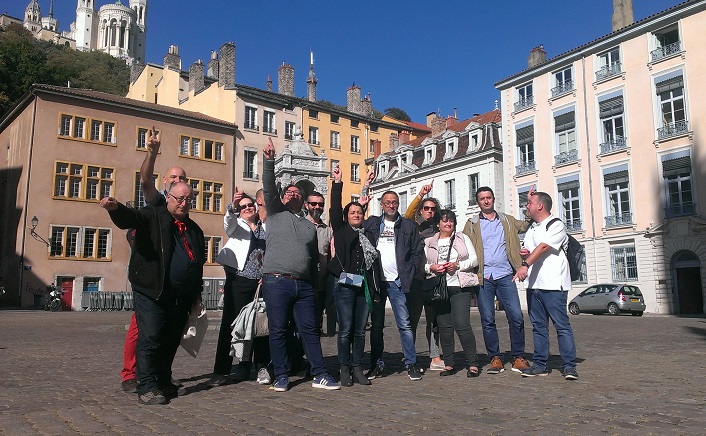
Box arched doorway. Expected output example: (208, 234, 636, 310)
(671, 251, 704, 314)
(293, 179, 316, 202)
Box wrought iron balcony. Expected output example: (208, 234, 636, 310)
(243, 172, 259, 180)
(551, 80, 574, 98)
(514, 95, 534, 112)
(657, 120, 689, 140)
(554, 149, 579, 166)
(515, 160, 536, 176)
(595, 62, 622, 81)
(565, 219, 583, 233)
(243, 122, 259, 131)
(650, 41, 681, 62)
(262, 127, 277, 134)
(665, 202, 696, 218)
(605, 212, 633, 227)
(599, 137, 627, 154)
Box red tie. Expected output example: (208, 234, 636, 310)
(174, 220, 195, 261)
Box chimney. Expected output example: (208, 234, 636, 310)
(372, 139, 382, 158)
(528, 45, 546, 68)
(163, 45, 181, 70)
(431, 112, 446, 136)
(446, 112, 458, 128)
(278, 62, 295, 97)
(306, 51, 317, 102)
(207, 50, 219, 79)
(398, 130, 411, 144)
(612, 0, 634, 31)
(347, 83, 361, 114)
(189, 60, 205, 93)
(360, 93, 372, 117)
(389, 132, 399, 150)
(218, 42, 236, 88)
(426, 112, 436, 128)
(266, 75, 272, 92)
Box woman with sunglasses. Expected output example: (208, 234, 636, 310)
(423, 209, 481, 378)
(208, 189, 271, 387)
(328, 165, 382, 386)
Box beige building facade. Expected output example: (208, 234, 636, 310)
(0, 84, 236, 309)
(496, 0, 706, 314)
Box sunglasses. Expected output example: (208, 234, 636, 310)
(308, 201, 324, 207)
(239, 203, 255, 209)
(422, 206, 436, 211)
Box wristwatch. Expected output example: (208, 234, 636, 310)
(521, 261, 529, 267)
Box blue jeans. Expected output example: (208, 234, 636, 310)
(333, 282, 369, 366)
(526, 289, 577, 371)
(477, 275, 525, 359)
(262, 274, 327, 379)
(369, 281, 417, 366)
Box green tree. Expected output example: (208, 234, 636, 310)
(384, 107, 411, 122)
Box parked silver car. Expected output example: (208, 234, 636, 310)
(568, 284, 646, 316)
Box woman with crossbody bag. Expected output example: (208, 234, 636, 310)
(424, 209, 481, 378)
(328, 165, 382, 387)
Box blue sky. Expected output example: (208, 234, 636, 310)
(6, 0, 674, 122)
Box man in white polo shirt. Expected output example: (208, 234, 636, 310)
(513, 191, 578, 380)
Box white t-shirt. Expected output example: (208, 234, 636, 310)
(523, 215, 571, 291)
(378, 220, 398, 281)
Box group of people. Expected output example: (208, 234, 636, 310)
(101, 132, 578, 405)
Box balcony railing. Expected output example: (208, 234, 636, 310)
(605, 212, 633, 227)
(308, 139, 320, 146)
(284, 133, 293, 140)
(665, 202, 696, 218)
(263, 126, 277, 134)
(657, 120, 689, 140)
(243, 172, 259, 180)
(330, 143, 340, 149)
(243, 122, 259, 131)
(515, 160, 536, 176)
(595, 61, 622, 81)
(514, 95, 534, 112)
(599, 137, 627, 154)
(551, 80, 574, 98)
(565, 219, 583, 233)
(650, 41, 681, 62)
(554, 149, 579, 166)
(445, 203, 456, 210)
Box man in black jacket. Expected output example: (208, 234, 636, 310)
(100, 182, 205, 405)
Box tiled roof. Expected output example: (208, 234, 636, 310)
(400, 120, 432, 133)
(32, 84, 237, 128)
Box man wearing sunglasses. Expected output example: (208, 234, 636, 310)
(261, 138, 339, 392)
(305, 192, 336, 337)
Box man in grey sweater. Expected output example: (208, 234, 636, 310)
(261, 138, 340, 392)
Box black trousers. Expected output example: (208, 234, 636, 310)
(315, 274, 337, 335)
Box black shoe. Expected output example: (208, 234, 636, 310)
(439, 367, 457, 377)
(161, 382, 186, 399)
(352, 366, 371, 385)
(467, 367, 480, 378)
(339, 365, 352, 387)
(121, 378, 138, 393)
(138, 390, 167, 405)
(406, 364, 422, 381)
(365, 363, 384, 380)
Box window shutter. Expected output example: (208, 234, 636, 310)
(656, 75, 683, 94)
(662, 156, 691, 177)
(554, 111, 575, 132)
(516, 125, 534, 146)
(604, 170, 629, 186)
(599, 96, 624, 118)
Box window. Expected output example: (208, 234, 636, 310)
(330, 159, 339, 178)
(350, 135, 360, 153)
(444, 140, 456, 159)
(50, 225, 111, 259)
(554, 109, 577, 165)
(330, 114, 339, 124)
(662, 152, 693, 217)
(203, 140, 225, 161)
(137, 128, 148, 149)
(557, 176, 581, 232)
(244, 149, 257, 180)
(598, 93, 625, 153)
(102, 122, 115, 143)
(285, 121, 295, 140)
(515, 83, 533, 111)
(53, 161, 113, 201)
(552, 67, 573, 97)
(204, 236, 223, 264)
(60, 115, 72, 136)
(244, 106, 258, 130)
(611, 244, 638, 281)
(133, 172, 157, 208)
(90, 120, 101, 141)
(308, 127, 319, 145)
(424, 147, 434, 165)
(351, 120, 359, 128)
(189, 179, 224, 213)
(444, 179, 456, 209)
(471, 134, 479, 150)
(378, 161, 388, 176)
(515, 123, 535, 175)
(178, 135, 223, 161)
(190, 138, 200, 157)
(263, 110, 276, 134)
(656, 72, 687, 139)
(468, 173, 479, 206)
(73, 117, 86, 139)
(577, 252, 588, 283)
(83, 277, 101, 292)
(399, 192, 407, 213)
(518, 187, 531, 219)
(603, 166, 632, 227)
(370, 124, 378, 133)
(596, 47, 621, 81)
(330, 131, 340, 149)
(651, 25, 680, 62)
(180, 136, 189, 155)
(308, 109, 318, 119)
(350, 163, 360, 182)
(351, 194, 360, 203)
(59, 114, 115, 144)
(369, 139, 376, 153)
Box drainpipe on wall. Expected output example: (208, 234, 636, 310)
(581, 55, 599, 282)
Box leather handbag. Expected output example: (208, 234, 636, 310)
(251, 284, 269, 338)
(422, 235, 455, 303)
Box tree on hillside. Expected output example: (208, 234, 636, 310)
(384, 107, 411, 122)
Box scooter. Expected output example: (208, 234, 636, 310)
(44, 285, 63, 311)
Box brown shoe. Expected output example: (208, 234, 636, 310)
(511, 357, 530, 373)
(486, 356, 505, 374)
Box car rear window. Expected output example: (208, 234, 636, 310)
(622, 286, 642, 296)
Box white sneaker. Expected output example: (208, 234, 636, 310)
(429, 360, 446, 371)
(256, 367, 272, 385)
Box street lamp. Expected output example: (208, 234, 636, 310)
(29, 216, 50, 247)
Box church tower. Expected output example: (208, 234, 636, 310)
(24, 0, 42, 33)
(74, 0, 97, 52)
(129, 0, 148, 63)
(41, 0, 58, 32)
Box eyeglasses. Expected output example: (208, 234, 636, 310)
(308, 201, 324, 207)
(283, 190, 301, 197)
(381, 201, 399, 206)
(422, 206, 436, 211)
(239, 203, 255, 209)
(168, 194, 190, 205)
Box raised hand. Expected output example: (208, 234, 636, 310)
(232, 187, 243, 205)
(100, 196, 118, 211)
(147, 125, 160, 153)
(528, 183, 536, 197)
(420, 179, 434, 197)
(359, 194, 371, 207)
(333, 165, 342, 183)
(263, 137, 275, 160)
(364, 167, 376, 186)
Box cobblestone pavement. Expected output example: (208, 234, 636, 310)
(1, 309, 705, 435)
